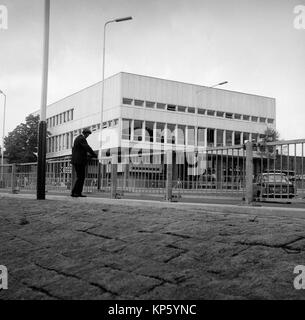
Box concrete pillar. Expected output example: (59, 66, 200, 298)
(166, 150, 173, 201)
(111, 153, 118, 199)
(245, 141, 254, 204)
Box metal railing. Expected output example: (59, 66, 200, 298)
(1, 138, 304, 203)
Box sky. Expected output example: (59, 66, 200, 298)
(0, 0, 305, 140)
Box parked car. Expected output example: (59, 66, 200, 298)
(253, 172, 295, 199)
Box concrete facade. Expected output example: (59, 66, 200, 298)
(44, 72, 276, 160)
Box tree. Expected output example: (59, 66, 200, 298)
(258, 127, 280, 156)
(4, 114, 41, 163)
(260, 127, 280, 143)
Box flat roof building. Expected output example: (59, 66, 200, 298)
(44, 72, 276, 160)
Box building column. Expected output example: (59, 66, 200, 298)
(214, 129, 217, 147)
(232, 131, 235, 146)
(223, 130, 226, 147)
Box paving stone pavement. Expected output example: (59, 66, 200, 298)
(1, 195, 305, 300)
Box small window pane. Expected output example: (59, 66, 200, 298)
(167, 104, 176, 112)
(156, 103, 166, 109)
(198, 108, 206, 115)
(243, 115, 250, 121)
(134, 100, 144, 107)
(234, 114, 241, 120)
(207, 110, 215, 116)
(178, 106, 186, 112)
(216, 111, 224, 117)
(123, 98, 133, 105)
(225, 113, 233, 119)
(188, 107, 195, 114)
(145, 101, 155, 108)
(259, 117, 266, 123)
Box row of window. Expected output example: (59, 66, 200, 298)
(47, 119, 119, 153)
(122, 98, 274, 125)
(47, 109, 74, 128)
(122, 119, 263, 147)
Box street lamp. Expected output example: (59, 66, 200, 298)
(210, 81, 228, 88)
(0, 89, 6, 181)
(37, 0, 50, 200)
(100, 16, 133, 151)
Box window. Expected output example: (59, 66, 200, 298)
(145, 101, 155, 108)
(156, 103, 166, 110)
(216, 129, 224, 146)
(56, 115, 59, 125)
(63, 112, 66, 123)
(70, 132, 73, 148)
(167, 104, 176, 112)
(134, 100, 144, 107)
(234, 113, 241, 120)
(123, 98, 133, 105)
(188, 107, 195, 114)
(226, 131, 233, 146)
(251, 116, 258, 122)
(102, 122, 107, 129)
(234, 131, 241, 145)
(259, 117, 266, 123)
(198, 108, 206, 115)
(207, 128, 215, 147)
(92, 125, 97, 132)
(198, 127, 205, 146)
(267, 118, 274, 124)
(145, 121, 154, 142)
(177, 125, 185, 145)
(252, 133, 258, 142)
(71, 109, 74, 120)
(134, 120, 143, 141)
(225, 113, 233, 119)
(66, 134, 69, 150)
(156, 123, 165, 143)
(59, 113, 62, 124)
(114, 119, 119, 126)
(188, 126, 195, 145)
(177, 106, 186, 112)
(243, 132, 250, 143)
(207, 110, 215, 116)
(122, 119, 132, 140)
(243, 115, 250, 121)
(216, 111, 224, 117)
(167, 124, 176, 144)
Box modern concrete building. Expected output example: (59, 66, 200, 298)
(45, 72, 276, 161)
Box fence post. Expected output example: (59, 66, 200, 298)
(111, 153, 118, 199)
(97, 162, 101, 190)
(166, 150, 173, 201)
(11, 163, 17, 194)
(245, 141, 253, 204)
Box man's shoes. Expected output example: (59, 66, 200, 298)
(70, 193, 87, 198)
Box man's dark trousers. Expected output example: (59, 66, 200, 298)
(72, 164, 86, 195)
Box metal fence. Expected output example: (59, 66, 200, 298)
(1, 138, 305, 203)
(253, 139, 305, 202)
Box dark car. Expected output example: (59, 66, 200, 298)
(253, 173, 295, 199)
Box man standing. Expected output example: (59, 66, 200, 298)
(71, 128, 97, 197)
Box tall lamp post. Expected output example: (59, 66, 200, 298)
(0, 90, 6, 181)
(100, 16, 133, 151)
(210, 81, 228, 88)
(37, 0, 50, 200)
